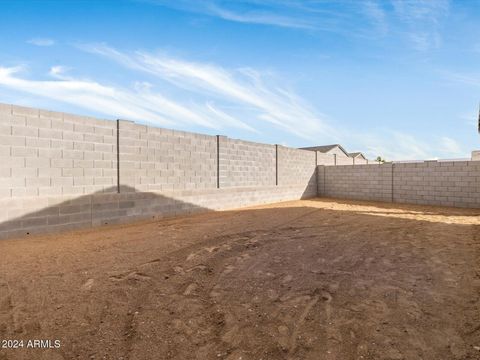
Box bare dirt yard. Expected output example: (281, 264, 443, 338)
(1, 198, 480, 360)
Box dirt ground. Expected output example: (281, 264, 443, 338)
(1, 198, 480, 360)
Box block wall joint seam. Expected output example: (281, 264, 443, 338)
(116, 119, 120, 193)
(391, 163, 394, 203)
(216, 135, 220, 189)
(275, 144, 278, 186)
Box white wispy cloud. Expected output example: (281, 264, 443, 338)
(350, 130, 468, 161)
(0, 42, 466, 161)
(138, 0, 396, 36)
(139, 0, 450, 52)
(204, 3, 314, 29)
(391, 0, 449, 22)
(49, 65, 71, 79)
(78, 43, 336, 140)
(139, 0, 315, 29)
(391, 0, 449, 51)
(361, 131, 432, 161)
(362, 1, 388, 35)
(205, 102, 258, 132)
(0, 65, 243, 130)
(439, 136, 464, 157)
(0, 65, 173, 126)
(27, 38, 55, 47)
(0, 42, 335, 140)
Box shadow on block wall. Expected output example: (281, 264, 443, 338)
(0, 185, 211, 240)
(0, 170, 320, 240)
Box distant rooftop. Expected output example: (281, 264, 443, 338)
(301, 144, 344, 153)
(300, 144, 350, 155)
(348, 152, 366, 159)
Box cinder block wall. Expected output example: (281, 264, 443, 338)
(393, 161, 480, 207)
(318, 163, 392, 202)
(118, 120, 217, 192)
(278, 146, 317, 197)
(0, 104, 123, 238)
(219, 137, 276, 188)
(0, 105, 117, 197)
(318, 161, 480, 208)
(0, 103, 337, 239)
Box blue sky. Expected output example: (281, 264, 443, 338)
(0, 0, 479, 160)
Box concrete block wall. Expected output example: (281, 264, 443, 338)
(118, 120, 217, 192)
(89, 183, 323, 228)
(393, 161, 480, 207)
(319, 161, 480, 208)
(0, 104, 119, 238)
(0, 104, 117, 198)
(0, 103, 338, 239)
(278, 146, 317, 196)
(219, 137, 276, 188)
(318, 163, 392, 202)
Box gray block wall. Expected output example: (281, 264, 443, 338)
(278, 146, 317, 197)
(393, 161, 480, 207)
(318, 161, 480, 208)
(219, 137, 276, 188)
(318, 163, 392, 202)
(118, 120, 217, 192)
(0, 103, 338, 239)
(0, 105, 117, 198)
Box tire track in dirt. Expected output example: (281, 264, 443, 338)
(288, 294, 320, 356)
(3, 200, 480, 359)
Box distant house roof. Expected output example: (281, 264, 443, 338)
(348, 152, 367, 160)
(300, 144, 349, 157)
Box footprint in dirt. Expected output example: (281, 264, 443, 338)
(277, 324, 290, 349)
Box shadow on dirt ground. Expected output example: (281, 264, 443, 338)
(1, 198, 479, 360)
